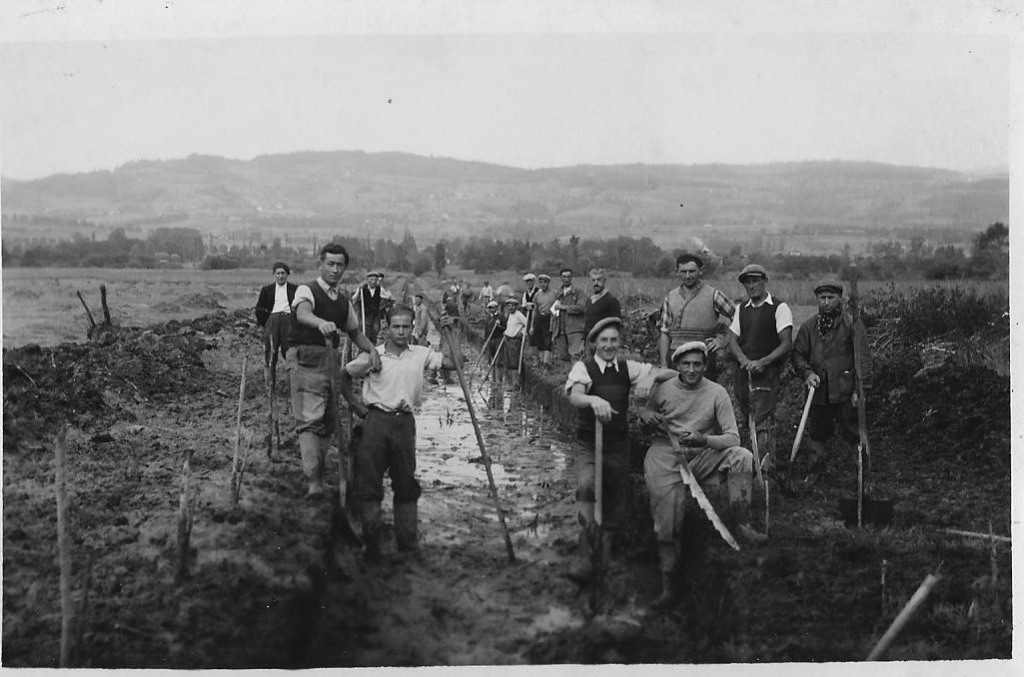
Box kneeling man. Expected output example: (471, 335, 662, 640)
(640, 341, 767, 606)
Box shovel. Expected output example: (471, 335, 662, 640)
(328, 335, 363, 546)
(838, 265, 894, 528)
(590, 420, 605, 614)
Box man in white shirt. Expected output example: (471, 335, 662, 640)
(341, 304, 455, 562)
(727, 264, 794, 467)
(254, 261, 297, 369)
(501, 298, 529, 372)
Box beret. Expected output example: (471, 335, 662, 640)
(671, 340, 708, 362)
(588, 316, 622, 342)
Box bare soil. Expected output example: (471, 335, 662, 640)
(2, 304, 1011, 666)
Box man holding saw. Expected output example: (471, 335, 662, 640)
(639, 340, 768, 608)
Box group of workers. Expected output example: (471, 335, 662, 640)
(254, 247, 872, 608)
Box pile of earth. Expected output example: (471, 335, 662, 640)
(2, 309, 253, 453)
(152, 292, 229, 313)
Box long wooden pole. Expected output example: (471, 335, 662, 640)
(591, 421, 604, 612)
(747, 376, 764, 485)
(55, 425, 73, 667)
(472, 322, 500, 374)
(231, 354, 248, 505)
(848, 264, 871, 528)
(789, 385, 816, 462)
(479, 334, 508, 388)
(867, 574, 941, 660)
(76, 291, 97, 329)
(516, 309, 532, 381)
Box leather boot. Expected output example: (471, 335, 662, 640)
(727, 471, 767, 544)
(566, 502, 595, 583)
(361, 501, 384, 563)
(299, 432, 325, 497)
(652, 542, 680, 609)
(394, 502, 419, 553)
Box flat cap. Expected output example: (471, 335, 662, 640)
(814, 278, 844, 295)
(588, 316, 622, 343)
(537, 273, 551, 282)
(367, 270, 384, 278)
(487, 300, 499, 309)
(738, 264, 768, 282)
(671, 340, 708, 362)
(522, 273, 537, 282)
(504, 297, 519, 306)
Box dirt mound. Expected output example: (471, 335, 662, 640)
(153, 292, 229, 313)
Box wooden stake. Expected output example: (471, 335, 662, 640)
(231, 354, 248, 505)
(74, 551, 94, 666)
(55, 425, 73, 667)
(867, 574, 941, 660)
(942, 528, 1011, 543)
(99, 284, 111, 325)
(176, 449, 196, 581)
(76, 291, 97, 329)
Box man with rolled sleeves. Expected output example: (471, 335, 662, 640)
(791, 278, 872, 479)
(341, 304, 456, 561)
(288, 244, 381, 498)
(564, 317, 675, 583)
(501, 298, 529, 372)
(639, 340, 767, 607)
(352, 270, 394, 346)
(728, 264, 793, 469)
(255, 261, 298, 369)
(658, 253, 736, 382)
(527, 274, 557, 365)
(551, 268, 585, 362)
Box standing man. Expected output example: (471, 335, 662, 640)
(639, 341, 767, 607)
(564, 317, 675, 582)
(460, 281, 474, 313)
(352, 271, 394, 346)
(583, 269, 622, 347)
(551, 268, 585, 362)
(520, 273, 539, 362)
(658, 253, 735, 382)
(288, 244, 381, 498)
(529, 274, 557, 365)
(412, 292, 431, 346)
(478, 280, 495, 307)
(341, 304, 456, 561)
(501, 298, 529, 372)
(255, 261, 297, 368)
(728, 264, 793, 468)
(791, 278, 872, 478)
(482, 300, 506, 365)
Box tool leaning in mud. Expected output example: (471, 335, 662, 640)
(425, 297, 517, 563)
(663, 425, 741, 551)
(590, 420, 605, 612)
(326, 332, 363, 546)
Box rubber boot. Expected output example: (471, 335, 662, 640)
(299, 432, 325, 497)
(727, 472, 768, 545)
(566, 501, 595, 584)
(804, 438, 827, 483)
(394, 502, 419, 554)
(361, 501, 384, 564)
(652, 542, 680, 609)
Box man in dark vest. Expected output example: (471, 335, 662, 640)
(351, 270, 394, 346)
(582, 268, 622, 346)
(255, 261, 298, 369)
(289, 244, 381, 497)
(564, 317, 675, 582)
(728, 264, 793, 469)
(658, 252, 736, 382)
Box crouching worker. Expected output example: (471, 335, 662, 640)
(289, 244, 381, 498)
(564, 317, 675, 583)
(341, 303, 456, 562)
(639, 341, 767, 608)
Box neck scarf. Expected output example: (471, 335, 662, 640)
(817, 308, 841, 338)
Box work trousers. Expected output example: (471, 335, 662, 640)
(358, 409, 422, 505)
(644, 439, 752, 543)
(286, 345, 340, 438)
(553, 331, 584, 362)
(574, 435, 631, 531)
(263, 312, 291, 368)
(734, 365, 781, 458)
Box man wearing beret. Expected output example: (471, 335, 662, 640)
(658, 252, 736, 382)
(639, 340, 767, 607)
(564, 317, 675, 583)
(551, 268, 585, 362)
(352, 271, 394, 346)
(791, 278, 873, 479)
(255, 261, 297, 369)
(728, 264, 794, 469)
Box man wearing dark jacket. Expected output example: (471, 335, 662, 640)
(255, 261, 298, 368)
(791, 278, 872, 478)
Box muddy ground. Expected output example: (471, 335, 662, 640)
(2, 301, 1012, 666)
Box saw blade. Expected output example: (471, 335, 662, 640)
(666, 432, 740, 551)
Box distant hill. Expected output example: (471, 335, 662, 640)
(0, 151, 1009, 249)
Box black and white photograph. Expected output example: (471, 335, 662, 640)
(0, 0, 1018, 670)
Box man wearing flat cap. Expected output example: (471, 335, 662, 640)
(551, 268, 585, 362)
(483, 300, 506, 366)
(255, 261, 298, 369)
(791, 278, 872, 480)
(639, 340, 768, 607)
(352, 270, 394, 346)
(728, 264, 793, 468)
(564, 317, 676, 584)
(658, 252, 736, 382)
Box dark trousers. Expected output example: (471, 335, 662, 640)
(263, 313, 291, 367)
(358, 409, 421, 504)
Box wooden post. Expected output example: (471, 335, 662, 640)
(99, 284, 111, 325)
(867, 574, 941, 660)
(231, 355, 248, 505)
(55, 425, 73, 667)
(177, 449, 196, 581)
(76, 291, 97, 329)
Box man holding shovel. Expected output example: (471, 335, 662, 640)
(564, 317, 675, 584)
(288, 244, 381, 498)
(340, 304, 456, 562)
(639, 341, 767, 608)
(791, 278, 872, 481)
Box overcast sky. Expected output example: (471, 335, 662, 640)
(0, 1, 1017, 179)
